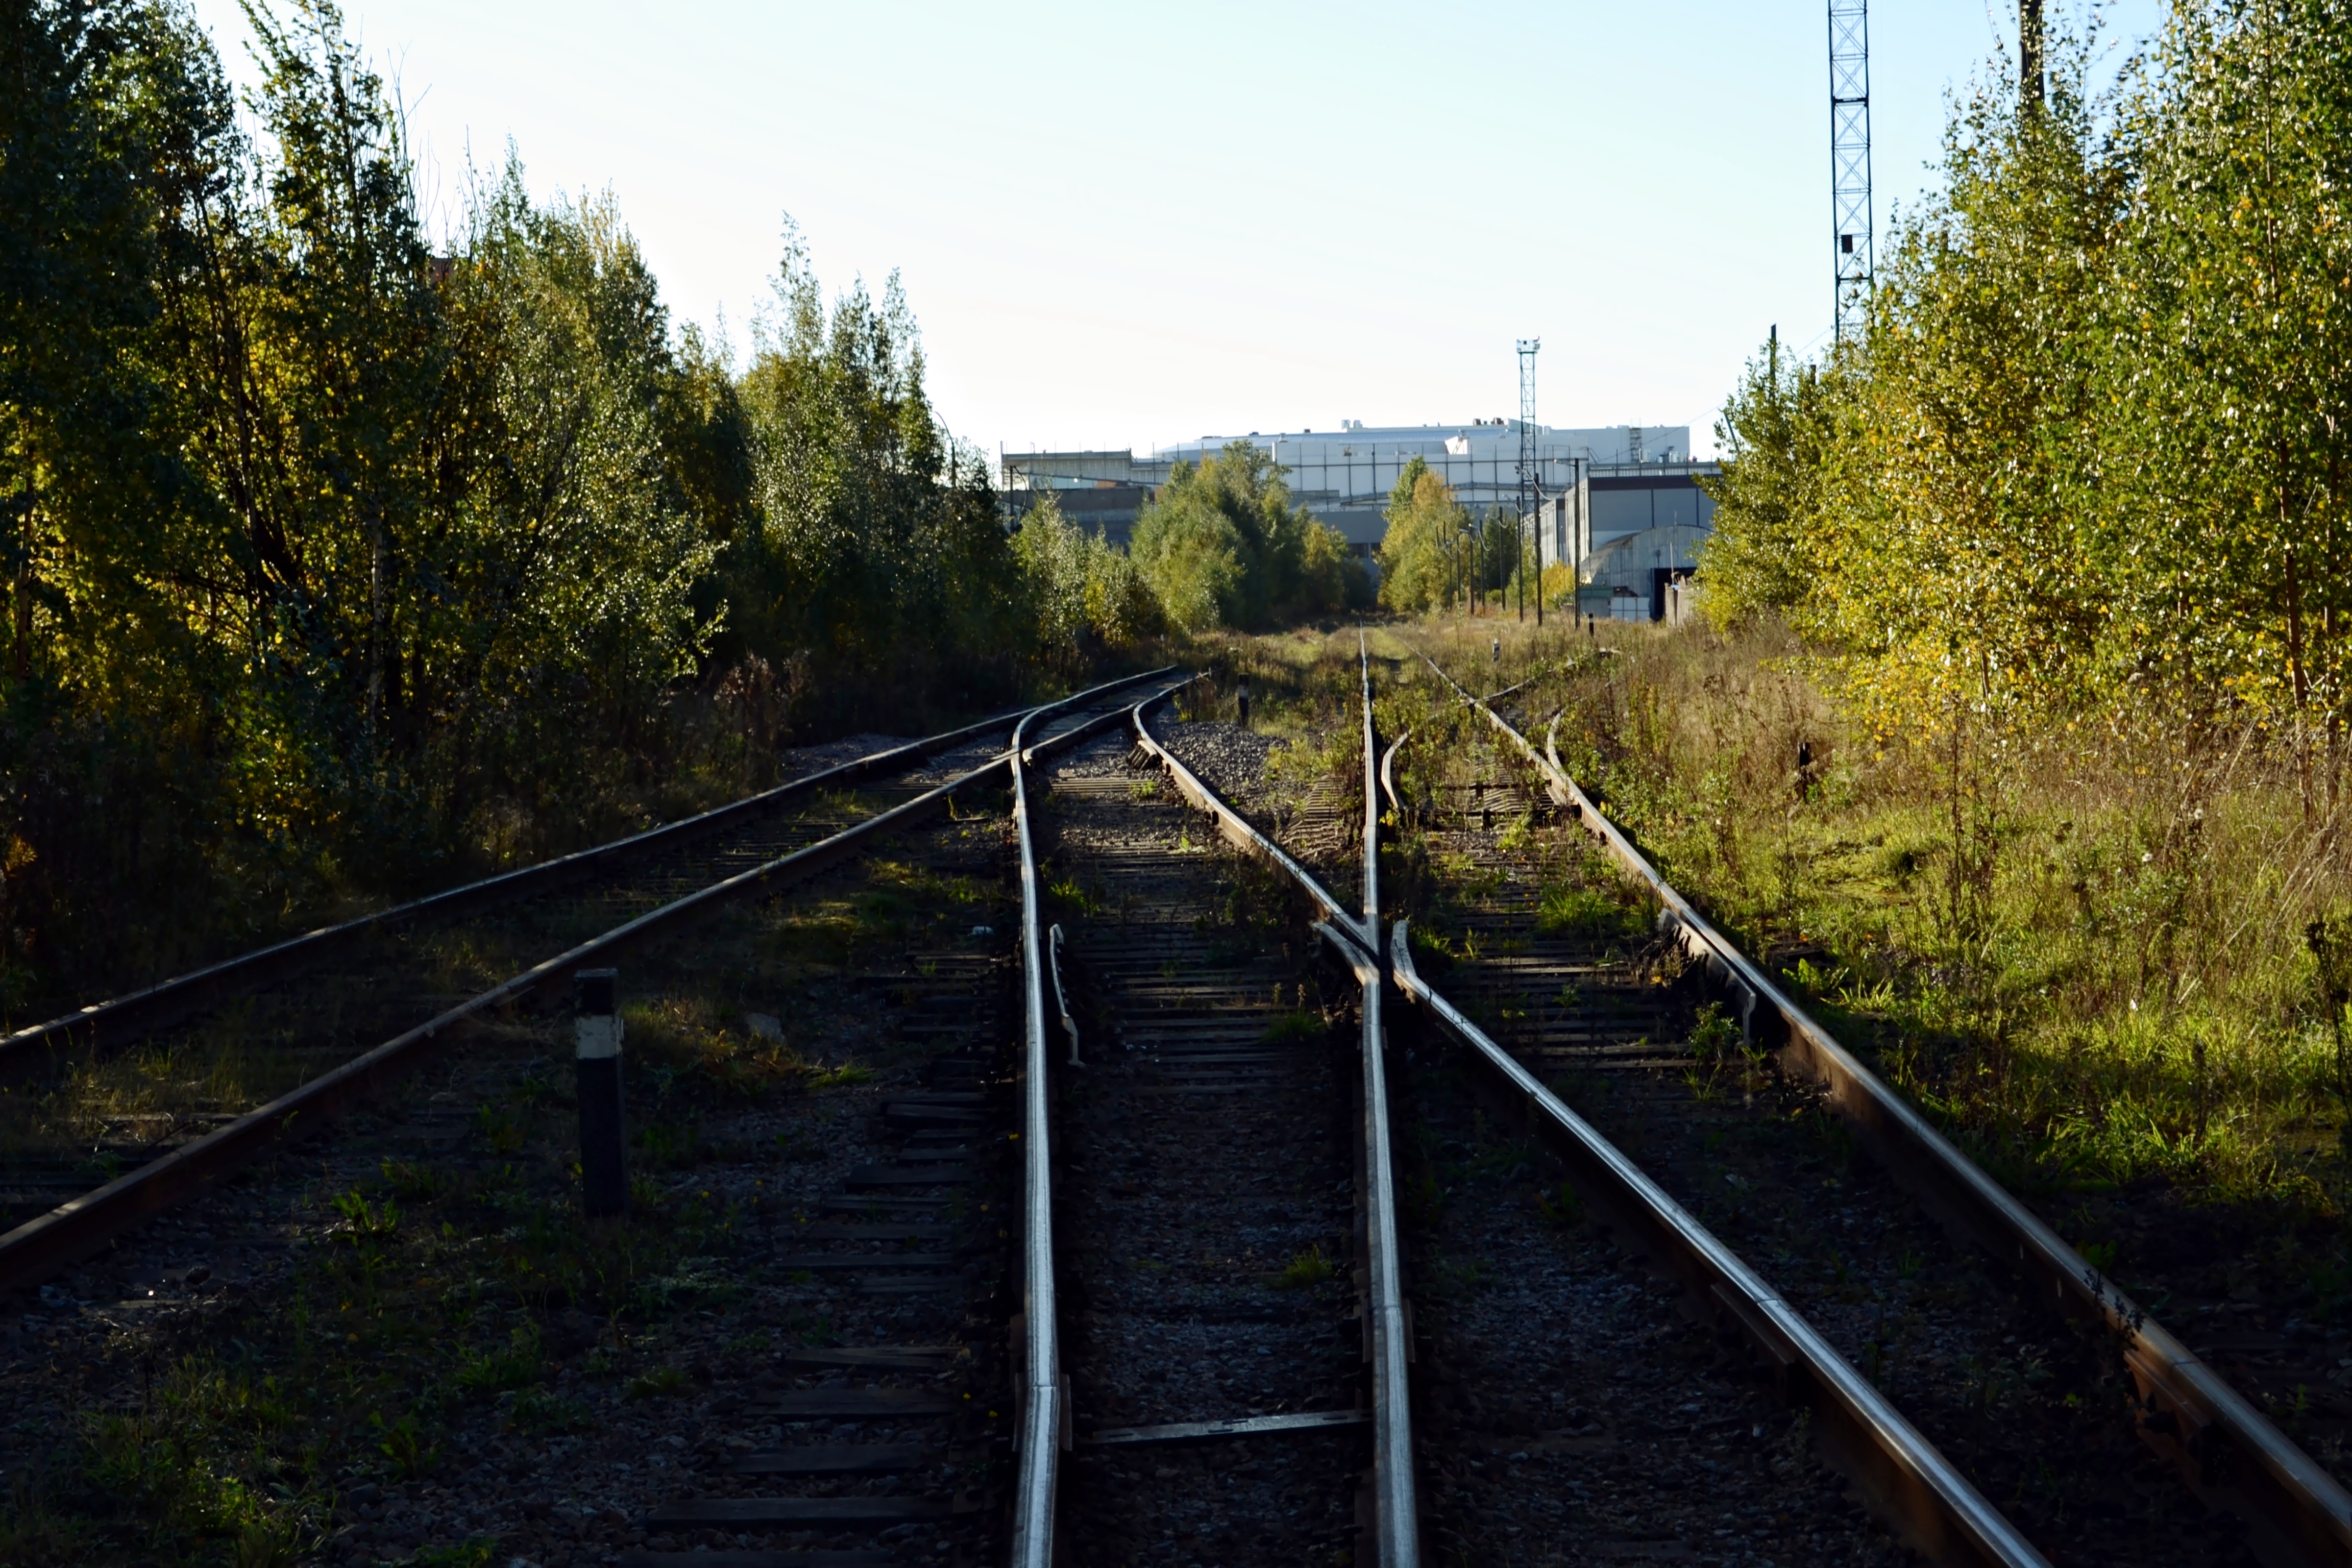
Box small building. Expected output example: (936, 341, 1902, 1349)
(998, 451, 1154, 542)
(1576, 523, 1710, 621)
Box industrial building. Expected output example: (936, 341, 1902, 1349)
(1550, 457, 1719, 622)
(1002, 422, 1718, 621)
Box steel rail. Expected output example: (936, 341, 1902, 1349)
(1008, 668, 1138, 1565)
(0, 678, 1185, 1300)
(1478, 672, 1537, 706)
(1126, 709, 1370, 954)
(1126, 668, 1417, 1566)
(0, 668, 1176, 1080)
(1378, 730, 1409, 820)
(1384, 920, 2046, 1566)
(1355, 631, 1420, 1567)
(1424, 653, 2352, 1568)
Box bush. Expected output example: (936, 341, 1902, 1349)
(1131, 441, 1355, 629)
(1012, 495, 1165, 668)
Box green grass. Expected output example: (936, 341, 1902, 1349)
(1687, 1001, 1739, 1062)
(1534, 883, 1644, 939)
(622, 1365, 693, 1401)
(1275, 1244, 1334, 1289)
(453, 1326, 545, 1396)
(14, 1010, 795, 1562)
(1262, 1010, 1326, 1045)
(1222, 612, 2352, 1334)
(506, 1387, 595, 1435)
(1533, 1181, 1584, 1228)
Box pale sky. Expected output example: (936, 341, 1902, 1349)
(183, 1, 2167, 460)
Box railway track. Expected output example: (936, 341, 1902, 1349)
(0, 705, 1047, 1082)
(22, 637, 2351, 1567)
(1398, 651, 2352, 1566)
(1, 670, 1182, 1567)
(1005, 640, 2041, 1568)
(1014, 683, 1390, 1565)
(0, 670, 1174, 1293)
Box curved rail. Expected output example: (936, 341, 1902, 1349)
(1126, 712, 1368, 952)
(0, 668, 1178, 1079)
(0, 674, 1183, 1298)
(1007, 672, 1212, 1565)
(1356, 631, 1420, 1567)
(1385, 920, 2045, 1567)
(1008, 691, 1083, 1562)
(1378, 729, 1409, 820)
(1121, 649, 1416, 1564)
(1425, 652, 2352, 1568)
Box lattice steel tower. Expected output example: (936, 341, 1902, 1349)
(1516, 338, 1540, 624)
(1829, 0, 1872, 345)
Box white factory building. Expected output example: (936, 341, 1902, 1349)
(1003, 421, 1718, 621)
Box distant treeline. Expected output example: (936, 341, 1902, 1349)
(0, 0, 1348, 1009)
(1701, 1, 2352, 810)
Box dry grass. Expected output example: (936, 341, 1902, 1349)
(1456, 614, 2352, 1213)
(1223, 606, 2352, 1222)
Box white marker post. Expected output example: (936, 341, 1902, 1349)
(574, 968, 627, 1218)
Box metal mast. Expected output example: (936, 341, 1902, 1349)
(1516, 338, 1540, 625)
(1828, 0, 1872, 345)
(2020, 0, 2044, 112)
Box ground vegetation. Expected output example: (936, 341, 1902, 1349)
(1678, 0, 2352, 1227)
(1218, 599, 2352, 1384)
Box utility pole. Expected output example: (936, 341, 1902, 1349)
(2020, 0, 2044, 112)
(1517, 338, 1540, 626)
(1829, 0, 1872, 347)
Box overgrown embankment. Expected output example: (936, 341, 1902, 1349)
(1673, 3, 2352, 1242)
(1235, 613, 2352, 1316)
(1556, 621, 2351, 1219)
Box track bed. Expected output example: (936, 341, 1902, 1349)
(1396, 1038, 1909, 1565)
(2, 767, 1037, 1566)
(1041, 740, 1365, 1565)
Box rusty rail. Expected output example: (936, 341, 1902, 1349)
(1425, 653, 2352, 1568)
(0, 669, 1175, 1081)
(0, 676, 1184, 1298)
(1386, 923, 2044, 1566)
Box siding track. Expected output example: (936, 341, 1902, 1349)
(1412, 652, 2352, 1567)
(1038, 746, 1365, 1564)
(1, 670, 1179, 1568)
(0, 670, 1174, 1293)
(1007, 654, 1417, 1566)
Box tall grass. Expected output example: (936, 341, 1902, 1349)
(1518, 617, 2351, 1210)
(1227, 607, 2352, 1214)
